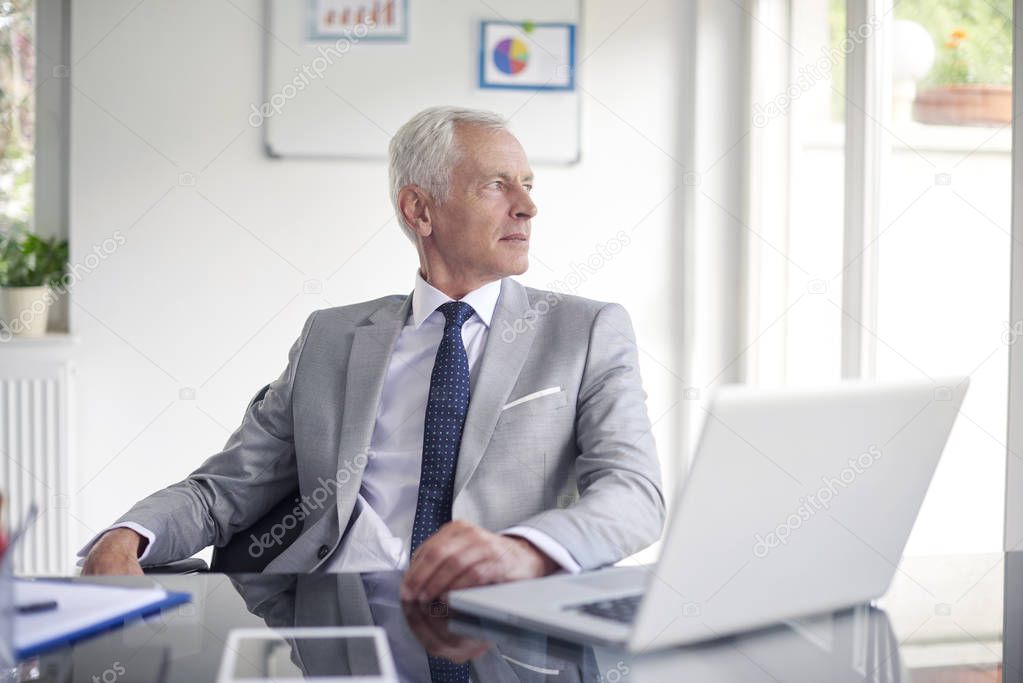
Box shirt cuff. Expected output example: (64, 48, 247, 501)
(76, 522, 156, 566)
(501, 525, 582, 574)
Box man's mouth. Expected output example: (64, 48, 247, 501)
(500, 234, 529, 241)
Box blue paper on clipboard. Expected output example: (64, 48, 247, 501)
(13, 579, 191, 659)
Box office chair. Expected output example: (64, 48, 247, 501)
(141, 384, 305, 574)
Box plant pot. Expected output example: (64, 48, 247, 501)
(912, 84, 1012, 127)
(0, 286, 52, 338)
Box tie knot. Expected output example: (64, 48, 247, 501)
(437, 301, 475, 329)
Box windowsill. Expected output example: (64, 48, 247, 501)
(804, 121, 1012, 154)
(900, 641, 1003, 670)
(0, 332, 80, 351)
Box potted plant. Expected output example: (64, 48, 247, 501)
(897, 0, 1013, 126)
(0, 229, 68, 337)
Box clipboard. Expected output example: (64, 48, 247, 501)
(13, 579, 191, 659)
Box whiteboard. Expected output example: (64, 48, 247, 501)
(263, 0, 581, 164)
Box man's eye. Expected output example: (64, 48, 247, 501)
(524, 185, 533, 193)
(489, 181, 504, 189)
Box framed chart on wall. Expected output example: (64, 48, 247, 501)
(263, 0, 582, 164)
(479, 21, 576, 91)
(306, 0, 409, 41)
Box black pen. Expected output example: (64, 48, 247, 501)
(16, 600, 57, 615)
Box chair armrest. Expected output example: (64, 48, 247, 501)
(142, 558, 209, 574)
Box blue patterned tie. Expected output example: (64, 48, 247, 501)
(411, 301, 474, 683)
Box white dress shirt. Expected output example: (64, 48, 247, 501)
(323, 272, 579, 572)
(80, 272, 580, 573)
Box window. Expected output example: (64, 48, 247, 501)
(0, 0, 35, 232)
(748, 0, 847, 387)
(0, 0, 69, 333)
(750, 0, 1011, 559)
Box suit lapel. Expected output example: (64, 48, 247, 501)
(329, 279, 535, 523)
(335, 294, 412, 529)
(454, 278, 537, 499)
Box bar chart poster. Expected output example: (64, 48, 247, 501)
(308, 0, 408, 41)
(479, 21, 576, 91)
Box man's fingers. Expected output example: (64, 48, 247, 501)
(407, 533, 480, 600)
(402, 533, 450, 597)
(417, 541, 495, 602)
(443, 536, 534, 591)
(402, 522, 480, 599)
(445, 557, 502, 593)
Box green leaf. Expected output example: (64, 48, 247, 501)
(0, 229, 68, 288)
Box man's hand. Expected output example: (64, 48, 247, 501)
(81, 528, 147, 576)
(400, 520, 559, 603)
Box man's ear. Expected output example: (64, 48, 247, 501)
(397, 186, 433, 238)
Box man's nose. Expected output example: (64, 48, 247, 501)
(512, 191, 538, 220)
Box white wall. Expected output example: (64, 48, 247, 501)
(66, 0, 690, 563)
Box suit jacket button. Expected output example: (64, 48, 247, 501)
(317, 544, 330, 560)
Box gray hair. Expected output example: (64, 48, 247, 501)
(388, 106, 507, 243)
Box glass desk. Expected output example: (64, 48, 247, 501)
(13, 551, 1018, 682)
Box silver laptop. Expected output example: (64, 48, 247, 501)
(449, 377, 968, 652)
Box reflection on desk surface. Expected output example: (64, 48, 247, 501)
(22, 554, 1023, 683)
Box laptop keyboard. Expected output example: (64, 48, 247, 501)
(568, 594, 643, 624)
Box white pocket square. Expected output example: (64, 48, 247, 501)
(502, 386, 562, 411)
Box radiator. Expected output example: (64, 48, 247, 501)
(0, 359, 72, 575)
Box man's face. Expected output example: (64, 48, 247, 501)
(423, 124, 537, 285)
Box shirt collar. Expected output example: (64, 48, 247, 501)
(411, 270, 502, 329)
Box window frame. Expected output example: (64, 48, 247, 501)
(31, 0, 71, 243)
(1005, 0, 1023, 551)
(750, 0, 1019, 552)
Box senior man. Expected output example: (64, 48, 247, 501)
(81, 106, 665, 605)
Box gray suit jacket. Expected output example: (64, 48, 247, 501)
(116, 278, 665, 571)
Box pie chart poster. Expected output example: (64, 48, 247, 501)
(479, 21, 576, 91)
